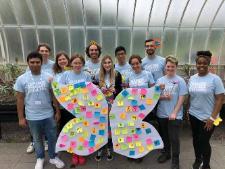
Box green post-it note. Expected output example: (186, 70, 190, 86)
(153, 93, 160, 100)
(78, 145, 83, 150)
(121, 128, 128, 135)
(52, 82, 58, 88)
(121, 144, 128, 150)
(109, 114, 115, 120)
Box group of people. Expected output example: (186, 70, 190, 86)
(14, 39, 224, 169)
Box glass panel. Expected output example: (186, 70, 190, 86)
(67, 0, 83, 26)
(118, 29, 131, 57)
(83, 0, 100, 26)
(207, 29, 224, 65)
(21, 29, 38, 57)
(102, 29, 116, 58)
(149, 0, 170, 26)
(0, 29, 3, 62)
(86, 29, 100, 48)
(31, 0, 50, 25)
(190, 28, 208, 63)
(181, 0, 205, 27)
(162, 28, 177, 57)
(0, 0, 17, 24)
(38, 29, 54, 59)
(212, 3, 225, 28)
(5, 28, 23, 63)
(54, 29, 69, 54)
(132, 28, 146, 57)
(134, 0, 152, 27)
(165, 0, 189, 27)
(11, 0, 33, 25)
(48, 0, 67, 25)
(102, 0, 117, 26)
(176, 28, 193, 64)
(148, 27, 163, 55)
(70, 29, 85, 56)
(197, 0, 223, 27)
(221, 38, 225, 65)
(118, 0, 135, 27)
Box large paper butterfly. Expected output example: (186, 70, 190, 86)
(52, 81, 163, 159)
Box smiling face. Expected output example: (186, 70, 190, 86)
(57, 55, 69, 70)
(103, 58, 113, 72)
(39, 46, 50, 62)
(165, 61, 177, 77)
(71, 57, 84, 73)
(130, 58, 142, 73)
(89, 45, 99, 60)
(28, 58, 42, 74)
(116, 50, 126, 65)
(196, 56, 209, 76)
(145, 41, 156, 57)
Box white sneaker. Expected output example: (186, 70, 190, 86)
(35, 158, 44, 169)
(26, 142, 34, 153)
(44, 141, 48, 151)
(49, 157, 65, 168)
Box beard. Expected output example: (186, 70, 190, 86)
(146, 49, 155, 56)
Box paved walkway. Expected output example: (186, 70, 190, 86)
(0, 127, 225, 169)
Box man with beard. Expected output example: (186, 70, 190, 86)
(142, 39, 165, 81)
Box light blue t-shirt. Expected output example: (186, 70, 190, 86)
(95, 72, 112, 88)
(157, 75, 188, 119)
(126, 70, 155, 88)
(26, 59, 54, 75)
(14, 71, 54, 121)
(188, 73, 225, 121)
(84, 60, 100, 78)
(142, 55, 165, 81)
(53, 72, 64, 83)
(59, 70, 91, 85)
(115, 62, 132, 85)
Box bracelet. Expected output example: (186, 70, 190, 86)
(209, 116, 215, 122)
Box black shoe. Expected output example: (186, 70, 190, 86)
(192, 159, 203, 169)
(157, 153, 171, 163)
(107, 148, 113, 161)
(95, 150, 103, 162)
(171, 163, 180, 169)
(200, 165, 211, 169)
(135, 158, 143, 163)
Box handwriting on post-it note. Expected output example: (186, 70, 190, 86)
(86, 111, 93, 118)
(91, 89, 97, 97)
(140, 88, 147, 95)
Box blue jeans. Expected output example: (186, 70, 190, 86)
(28, 117, 57, 159)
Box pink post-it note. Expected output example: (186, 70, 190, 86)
(59, 143, 66, 148)
(133, 134, 139, 141)
(138, 113, 145, 119)
(70, 141, 76, 148)
(126, 136, 132, 143)
(146, 138, 152, 145)
(87, 83, 94, 90)
(140, 88, 147, 95)
(89, 147, 94, 153)
(80, 106, 86, 112)
(91, 89, 97, 97)
(86, 111, 93, 118)
(131, 88, 138, 95)
(67, 103, 74, 111)
(61, 135, 68, 142)
(83, 140, 89, 147)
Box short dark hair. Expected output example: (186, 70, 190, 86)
(144, 39, 154, 46)
(115, 46, 126, 56)
(53, 51, 70, 74)
(37, 43, 51, 52)
(27, 52, 43, 63)
(85, 44, 102, 58)
(129, 54, 142, 65)
(70, 53, 85, 66)
(196, 50, 212, 65)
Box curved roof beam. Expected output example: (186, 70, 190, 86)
(99, 0, 102, 46)
(146, 0, 155, 38)
(81, 0, 87, 58)
(130, 0, 137, 55)
(0, 13, 9, 63)
(63, 0, 71, 56)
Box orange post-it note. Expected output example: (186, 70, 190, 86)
(82, 88, 88, 94)
(120, 112, 126, 119)
(61, 86, 69, 94)
(58, 96, 66, 103)
(79, 137, 85, 142)
(99, 123, 106, 129)
(101, 108, 108, 114)
(146, 98, 153, 105)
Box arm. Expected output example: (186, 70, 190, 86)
(16, 92, 27, 127)
(51, 89, 61, 122)
(169, 95, 185, 120)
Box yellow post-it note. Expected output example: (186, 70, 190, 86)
(120, 113, 126, 119)
(95, 103, 101, 108)
(147, 144, 153, 151)
(115, 129, 120, 135)
(99, 123, 106, 129)
(101, 108, 108, 114)
(114, 143, 120, 150)
(83, 94, 89, 100)
(128, 143, 135, 149)
(88, 101, 94, 106)
(82, 131, 88, 138)
(127, 96, 134, 100)
(131, 115, 138, 121)
(61, 87, 69, 94)
(118, 137, 124, 143)
(65, 96, 71, 101)
(146, 98, 153, 105)
(97, 137, 104, 144)
(68, 85, 74, 91)
(96, 94, 104, 101)
(117, 100, 124, 106)
(127, 121, 135, 127)
(78, 100, 84, 106)
(121, 128, 128, 135)
(139, 146, 145, 153)
(126, 106, 133, 112)
(135, 141, 142, 147)
(76, 127, 83, 133)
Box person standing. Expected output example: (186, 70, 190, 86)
(188, 51, 224, 169)
(14, 52, 65, 169)
(156, 56, 188, 169)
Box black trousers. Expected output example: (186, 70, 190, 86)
(157, 117, 182, 163)
(189, 114, 215, 168)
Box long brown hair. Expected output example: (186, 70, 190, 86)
(53, 51, 70, 74)
(99, 55, 116, 88)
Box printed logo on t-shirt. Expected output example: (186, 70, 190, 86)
(130, 78, 146, 87)
(189, 82, 207, 92)
(144, 64, 159, 72)
(163, 84, 178, 95)
(27, 81, 47, 93)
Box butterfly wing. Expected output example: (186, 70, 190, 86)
(52, 81, 108, 156)
(110, 86, 164, 158)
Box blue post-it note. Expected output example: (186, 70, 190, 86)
(100, 116, 106, 123)
(155, 85, 160, 92)
(121, 90, 129, 97)
(154, 140, 160, 146)
(129, 150, 135, 156)
(139, 104, 146, 110)
(145, 128, 151, 134)
(94, 111, 100, 118)
(98, 130, 105, 136)
(136, 128, 142, 135)
(89, 141, 95, 147)
(90, 134, 96, 141)
(131, 100, 138, 106)
(74, 82, 86, 88)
